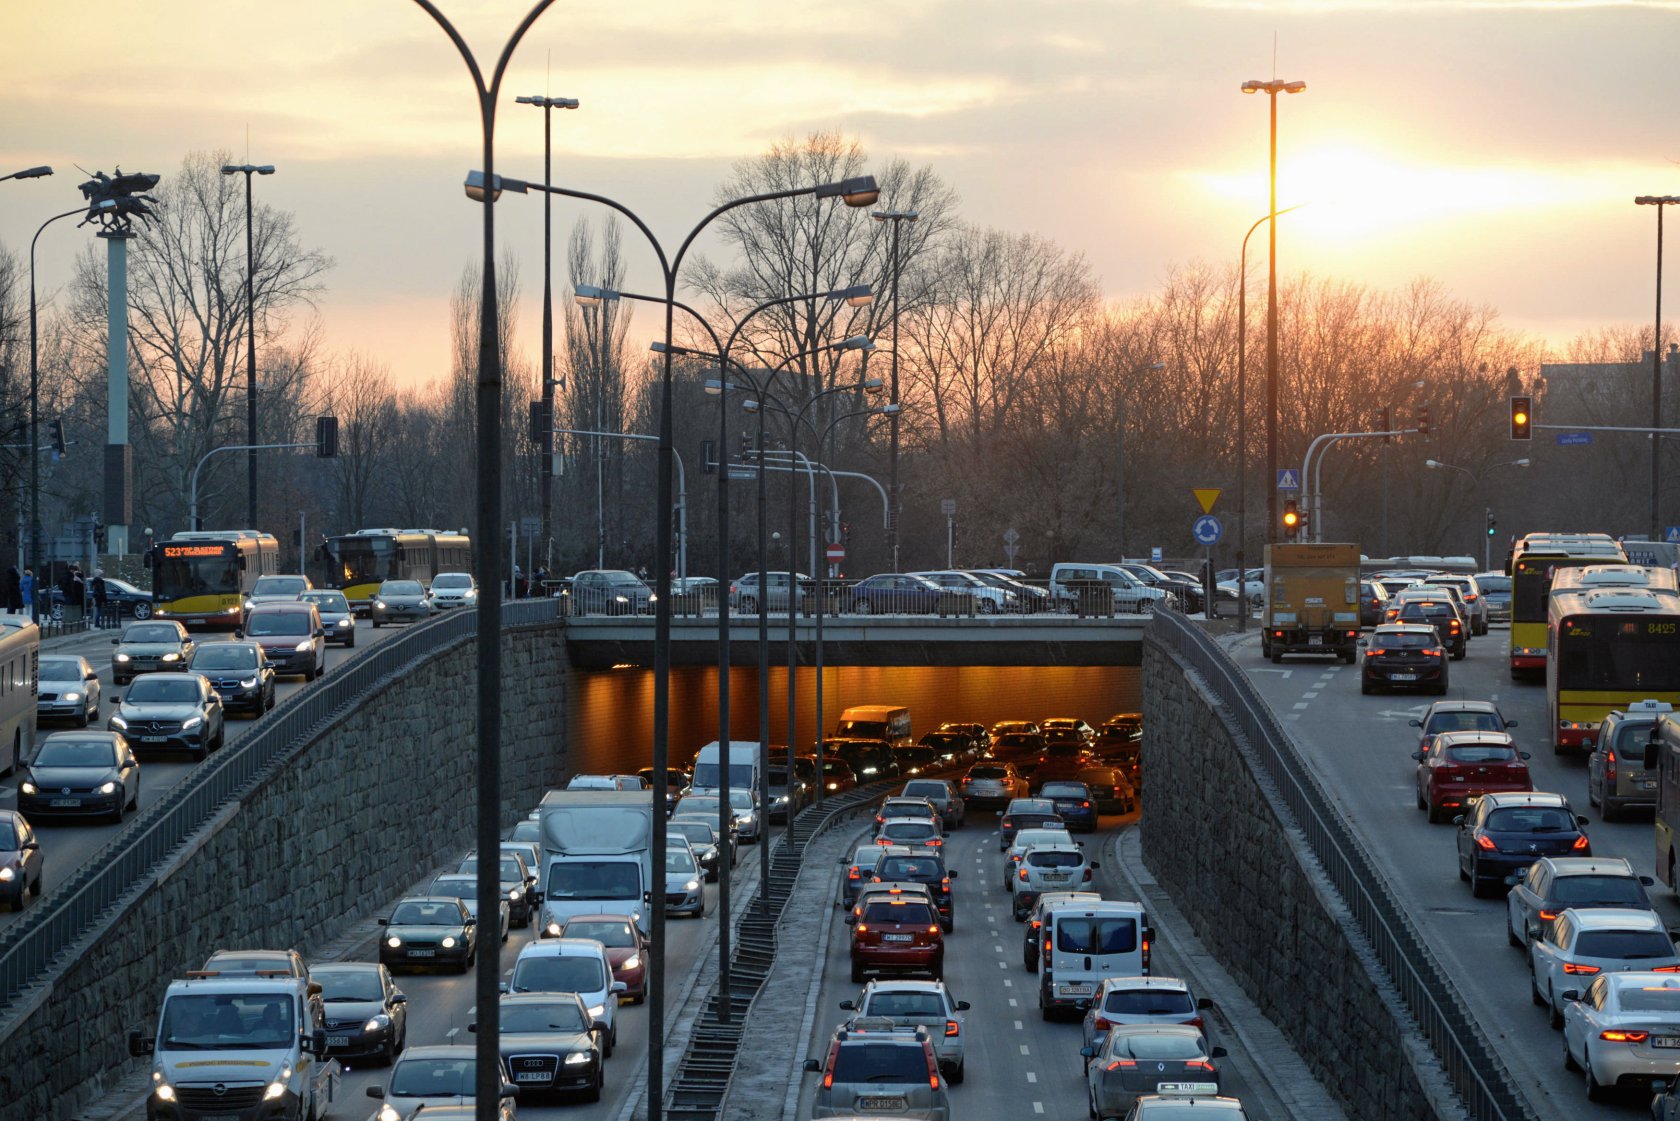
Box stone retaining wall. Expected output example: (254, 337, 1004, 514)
(1139, 634, 1461, 1121)
(0, 622, 568, 1121)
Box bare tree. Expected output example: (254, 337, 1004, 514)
(560, 219, 632, 566)
(318, 352, 398, 528)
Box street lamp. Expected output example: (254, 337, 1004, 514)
(1242, 77, 1306, 546)
(872, 209, 918, 571)
(517, 95, 581, 564)
(220, 163, 276, 530)
(2, 166, 52, 182)
(478, 164, 877, 1114)
(1424, 457, 1531, 569)
(1636, 195, 1680, 539)
(408, 3, 554, 1116)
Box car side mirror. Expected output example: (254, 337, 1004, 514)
(1505, 719, 1518, 729)
(1211, 1046, 1228, 1058)
(21, 839, 38, 851)
(955, 1000, 971, 1011)
(85, 672, 98, 682)
(838, 1000, 856, 1011)
(366, 1086, 385, 1100)
(497, 981, 509, 994)
(233, 628, 243, 639)
(467, 1022, 477, 1033)
(1452, 815, 1465, 827)
(377, 918, 388, 926)
(463, 917, 476, 927)
(110, 638, 119, 645)
(1196, 997, 1213, 1009)
(1560, 989, 1581, 1003)
(947, 869, 958, 878)
(1407, 718, 1422, 728)
(1504, 873, 1523, 887)
(612, 980, 628, 994)
(1656, 1078, 1672, 1097)
(392, 992, 407, 1004)
(315, 629, 325, 638)
(1088, 862, 1100, 870)
(1410, 751, 1425, 762)
(127, 1028, 154, 1057)
(307, 981, 322, 999)
(1576, 816, 1591, 827)
(1519, 752, 1532, 760)
(802, 1059, 822, 1074)
(1079, 1045, 1095, 1058)
(500, 1084, 519, 1101)
(309, 1028, 328, 1056)
(1649, 741, 1663, 770)
(1643, 876, 1657, 886)
(843, 914, 856, 925)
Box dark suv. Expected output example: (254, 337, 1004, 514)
(1361, 623, 1448, 695)
(1394, 600, 1467, 659)
(872, 846, 957, 931)
(1358, 580, 1391, 628)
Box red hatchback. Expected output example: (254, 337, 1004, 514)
(848, 896, 944, 983)
(559, 914, 648, 1002)
(1413, 731, 1532, 823)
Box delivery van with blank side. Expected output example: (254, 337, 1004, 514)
(1037, 899, 1152, 1020)
(834, 705, 912, 748)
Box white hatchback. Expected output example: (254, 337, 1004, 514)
(506, 938, 628, 1056)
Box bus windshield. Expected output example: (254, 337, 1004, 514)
(328, 538, 396, 586)
(154, 550, 241, 600)
(1556, 617, 1680, 692)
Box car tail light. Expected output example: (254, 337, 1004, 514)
(1141, 936, 1151, 971)
(848, 867, 860, 880)
(1606, 751, 1617, 784)
(925, 1043, 941, 1089)
(1092, 1016, 1112, 1031)
(1369, 647, 1387, 656)
(1187, 1060, 1217, 1072)
(855, 924, 868, 934)
(1464, 593, 1478, 601)
(945, 1020, 960, 1036)
(1572, 834, 1590, 851)
(1187, 1016, 1204, 1029)
(1562, 962, 1601, 975)
(1539, 909, 1557, 921)
(1104, 1059, 1137, 1071)
(1082, 867, 1094, 882)
(928, 925, 941, 935)
(1018, 867, 1028, 881)
(1273, 630, 1283, 639)
(1601, 1029, 1649, 1042)
(1475, 834, 1497, 851)
(1653, 965, 1680, 973)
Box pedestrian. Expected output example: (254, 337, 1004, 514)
(20, 567, 33, 617)
(60, 565, 83, 624)
(91, 569, 109, 628)
(2, 565, 21, 613)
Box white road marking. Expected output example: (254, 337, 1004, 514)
(1033, 1103, 1044, 1115)
(1302, 692, 1320, 700)
(1019, 1044, 1030, 1055)
(1014, 1020, 1024, 1030)
(987, 915, 996, 923)
(1286, 714, 1301, 721)
(445, 1027, 459, 1040)
(994, 945, 1004, 953)
(1009, 998, 1018, 1007)
(1003, 979, 1012, 988)
(1026, 1072, 1038, 1083)
(1291, 702, 1310, 710)
(998, 961, 1007, 968)
(1251, 668, 1294, 677)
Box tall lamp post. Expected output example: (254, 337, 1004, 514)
(1424, 457, 1531, 569)
(1241, 77, 1306, 544)
(220, 163, 275, 530)
(407, 4, 553, 1119)
(1636, 195, 1679, 540)
(475, 166, 878, 1120)
(29, 204, 86, 623)
(517, 94, 580, 564)
(872, 209, 917, 571)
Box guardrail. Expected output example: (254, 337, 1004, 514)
(0, 598, 560, 1006)
(1148, 610, 1536, 1121)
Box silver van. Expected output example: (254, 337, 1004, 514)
(1039, 900, 1152, 1019)
(1048, 564, 1168, 614)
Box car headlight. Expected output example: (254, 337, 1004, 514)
(378, 1106, 401, 1121)
(365, 1014, 390, 1032)
(612, 595, 628, 604)
(20, 781, 36, 795)
(225, 604, 241, 614)
(240, 676, 258, 688)
(294, 640, 313, 652)
(442, 935, 457, 948)
(114, 654, 131, 662)
(182, 716, 204, 731)
(386, 935, 402, 947)
(508, 888, 522, 900)
(100, 781, 118, 795)
(263, 1080, 287, 1101)
(337, 619, 351, 627)
(587, 1003, 606, 1018)
(153, 1082, 177, 1102)
(160, 653, 180, 662)
(564, 1051, 592, 1065)
(111, 715, 129, 729)
(62, 691, 81, 703)
(544, 921, 562, 936)
(244, 600, 254, 610)
(827, 782, 839, 791)
(684, 879, 700, 892)
(622, 954, 642, 970)
(0, 866, 15, 881)
(463, 590, 477, 600)
(375, 601, 387, 610)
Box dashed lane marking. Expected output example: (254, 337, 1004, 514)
(1002, 979, 1012, 987)
(1008, 998, 1018, 1007)
(1033, 1103, 1044, 1114)
(1286, 714, 1301, 721)
(1291, 702, 1310, 710)
(997, 961, 1007, 968)
(1013, 1020, 1023, 1030)
(1026, 1072, 1037, 1084)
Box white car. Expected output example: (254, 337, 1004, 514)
(1561, 971, 1680, 1100)
(665, 843, 705, 918)
(839, 979, 970, 1083)
(506, 938, 628, 1056)
(1011, 843, 1098, 919)
(875, 817, 945, 850)
(1080, 975, 1212, 1052)
(910, 570, 1014, 614)
(1216, 568, 1265, 606)
(1002, 827, 1076, 891)
(428, 571, 478, 609)
(1531, 909, 1680, 1027)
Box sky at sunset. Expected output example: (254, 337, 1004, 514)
(3, 0, 1677, 389)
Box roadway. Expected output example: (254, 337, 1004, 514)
(0, 616, 404, 930)
(792, 810, 1295, 1121)
(1238, 623, 1674, 1118)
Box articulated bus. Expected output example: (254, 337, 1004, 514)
(1506, 533, 1627, 678)
(320, 528, 472, 613)
(0, 617, 39, 775)
(149, 530, 281, 629)
(1547, 581, 1680, 754)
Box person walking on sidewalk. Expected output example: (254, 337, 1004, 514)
(91, 569, 109, 628)
(20, 567, 34, 618)
(3, 565, 21, 613)
(60, 565, 84, 624)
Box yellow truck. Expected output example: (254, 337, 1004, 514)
(1261, 543, 1362, 664)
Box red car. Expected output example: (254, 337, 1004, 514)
(847, 895, 944, 982)
(559, 914, 648, 1002)
(1412, 731, 1532, 824)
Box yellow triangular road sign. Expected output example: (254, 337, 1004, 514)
(1193, 488, 1221, 514)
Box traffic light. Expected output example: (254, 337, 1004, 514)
(1282, 498, 1301, 533)
(1487, 510, 1497, 537)
(1416, 406, 1431, 437)
(315, 415, 338, 458)
(528, 401, 547, 444)
(48, 419, 65, 458)
(1510, 395, 1532, 441)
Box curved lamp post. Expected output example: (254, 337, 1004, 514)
(29, 205, 90, 622)
(219, 162, 275, 529)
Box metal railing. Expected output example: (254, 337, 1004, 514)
(0, 598, 560, 1007)
(1147, 610, 1536, 1121)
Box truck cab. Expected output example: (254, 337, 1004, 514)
(128, 970, 336, 1121)
(536, 788, 656, 937)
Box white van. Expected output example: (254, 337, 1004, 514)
(690, 741, 762, 797)
(834, 705, 912, 748)
(1038, 900, 1152, 1019)
(1048, 564, 1167, 615)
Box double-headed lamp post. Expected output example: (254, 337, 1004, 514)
(1424, 457, 1531, 569)
(1241, 77, 1306, 544)
(220, 163, 275, 530)
(872, 208, 917, 571)
(1635, 195, 1680, 540)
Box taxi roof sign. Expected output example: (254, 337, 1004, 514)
(1155, 1081, 1221, 1096)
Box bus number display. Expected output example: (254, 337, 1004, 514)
(1652, 622, 1679, 635)
(162, 545, 229, 558)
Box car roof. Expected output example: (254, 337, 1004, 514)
(1483, 791, 1569, 807)
(397, 1043, 478, 1061)
(1431, 731, 1516, 748)
(1562, 908, 1665, 931)
(515, 938, 606, 958)
(1006, 799, 1056, 812)
(1100, 975, 1189, 991)
(1541, 857, 1636, 877)
(247, 601, 317, 614)
(563, 913, 638, 926)
(1373, 623, 1437, 635)
(1024, 844, 1085, 856)
(1424, 700, 1500, 714)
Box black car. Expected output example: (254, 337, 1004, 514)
(847, 573, 963, 615)
(872, 845, 958, 930)
(484, 993, 605, 1101)
(1360, 623, 1449, 695)
(1118, 563, 1201, 613)
(670, 818, 728, 880)
(187, 641, 276, 716)
(379, 895, 479, 972)
(999, 798, 1063, 850)
(17, 731, 140, 823)
(1455, 792, 1590, 897)
(1358, 580, 1391, 628)
(828, 738, 899, 782)
(313, 962, 408, 1064)
(1077, 765, 1136, 814)
(1394, 600, 1467, 659)
(108, 672, 225, 760)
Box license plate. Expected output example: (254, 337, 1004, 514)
(882, 933, 913, 942)
(859, 1097, 906, 1111)
(326, 1035, 350, 1047)
(515, 1071, 551, 1082)
(49, 799, 80, 807)
(1043, 873, 1069, 882)
(407, 949, 436, 958)
(1643, 780, 1659, 790)
(1657, 1035, 1680, 1049)
(1390, 673, 1416, 681)
(199, 1115, 237, 1121)
(1309, 636, 1323, 646)
(1059, 982, 1094, 995)
(142, 736, 167, 744)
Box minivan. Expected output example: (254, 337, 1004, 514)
(238, 602, 326, 680)
(1039, 900, 1152, 1020)
(835, 705, 912, 748)
(690, 741, 762, 797)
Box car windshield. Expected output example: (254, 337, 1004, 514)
(433, 574, 473, 589)
(1575, 930, 1674, 959)
(34, 739, 116, 767)
(159, 994, 295, 1051)
(882, 802, 932, 819)
(1057, 917, 1138, 954)
(125, 678, 200, 704)
(381, 581, 423, 596)
(1375, 632, 1436, 650)
(1116, 1033, 1206, 1060)
(429, 878, 475, 900)
(253, 577, 308, 595)
(315, 969, 384, 1002)
(995, 734, 1046, 752)
(1444, 745, 1518, 764)
(1619, 985, 1680, 1011)
(1553, 876, 1648, 906)
(967, 766, 1007, 779)
(852, 847, 883, 868)
(830, 1042, 927, 1084)
(246, 613, 309, 637)
(302, 592, 349, 611)
(864, 991, 945, 1017)
(38, 658, 85, 683)
(512, 955, 605, 994)
(457, 857, 523, 883)
(390, 901, 462, 926)
(863, 901, 936, 925)
(192, 646, 258, 670)
(1485, 806, 1575, 831)
(1427, 712, 1505, 734)
(1103, 987, 1193, 1015)
(666, 849, 698, 874)
(1479, 576, 1512, 593)
(671, 823, 715, 846)
(502, 1001, 587, 1033)
(902, 782, 947, 799)
(1014, 829, 1073, 848)
(1040, 783, 1088, 799)
(389, 1057, 475, 1097)
(546, 861, 641, 901)
(876, 858, 941, 881)
(679, 797, 721, 816)
(562, 921, 635, 948)
(123, 624, 180, 644)
(1027, 850, 1083, 868)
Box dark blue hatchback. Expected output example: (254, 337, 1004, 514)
(1455, 791, 1589, 897)
(1037, 780, 1098, 833)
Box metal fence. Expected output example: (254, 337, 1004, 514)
(1148, 610, 1536, 1121)
(0, 598, 560, 1006)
